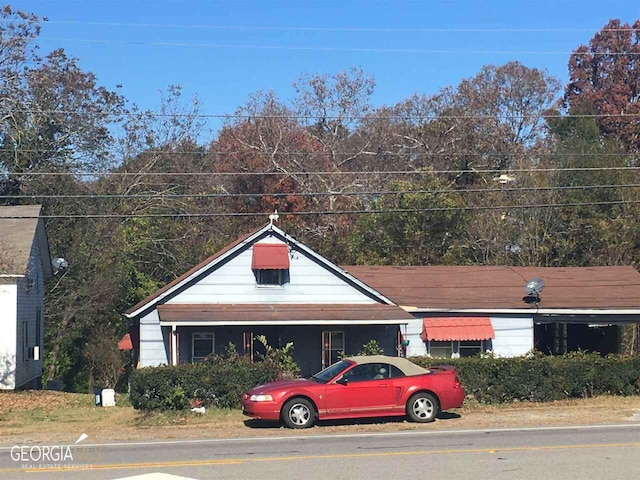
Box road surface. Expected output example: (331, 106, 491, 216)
(0, 424, 639, 480)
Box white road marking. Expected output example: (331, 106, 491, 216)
(114, 474, 200, 480)
(1, 423, 638, 451)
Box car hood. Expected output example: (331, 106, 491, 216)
(248, 378, 318, 394)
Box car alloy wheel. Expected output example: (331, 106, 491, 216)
(407, 392, 439, 423)
(282, 398, 316, 429)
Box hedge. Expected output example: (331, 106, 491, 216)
(410, 352, 640, 403)
(131, 351, 640, 411)
(129, 354, 286, 411)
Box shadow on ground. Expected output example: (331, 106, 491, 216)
(244, 412, 461, 429)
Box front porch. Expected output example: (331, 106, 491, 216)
(164, 325, 403, 376)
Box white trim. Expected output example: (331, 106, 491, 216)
(403, 307, 640, 315)
(161, 319, 410, 327)
(171, 325, 177, 366)
(191, 331, 215, 362)
(125, 226, 270, 318)
(0, 274, 24, 278)
(125, 224, 395, 318)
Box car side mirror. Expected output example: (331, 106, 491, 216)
(335, 376, 348, 386)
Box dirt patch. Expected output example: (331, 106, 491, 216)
(0, 392, 638, 446)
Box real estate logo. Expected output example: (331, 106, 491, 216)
(9, 433, 99, 470)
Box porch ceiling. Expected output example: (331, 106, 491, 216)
(157, 303, 414, 326)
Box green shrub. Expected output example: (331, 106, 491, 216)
(130, 347, 299, 411)
(410, 352, 640, 404)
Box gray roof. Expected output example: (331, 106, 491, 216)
(0, 205, 51, 277)
(344, 355, 430, 376)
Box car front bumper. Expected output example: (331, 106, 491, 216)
(241, 396, 281, 421)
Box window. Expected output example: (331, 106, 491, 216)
(459, 340, 483, 358)
(254, 269, 289, 286)
(389, 364, 406, 378)
(192, 333, 215, 362)
(342, 363, 386, 383)
(35, 308, 41, 348)
(429, 341, 454, 358)
(321, 331, 344, 369)
(429, 340, 484, 358)
(23, 322, 29, 361)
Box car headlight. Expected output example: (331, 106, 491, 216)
(249, 394, 273, 402)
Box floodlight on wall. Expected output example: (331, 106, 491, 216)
(523, 277, 544, 304)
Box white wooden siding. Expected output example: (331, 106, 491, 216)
(405, 318, 428, 357)
(0, 282, 17, 390)
(139, 310, 169, 367)
(490, 316, 534, 357)
(14, 238, 45, 388)
(167, 238, 377, 305)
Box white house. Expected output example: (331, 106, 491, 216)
(125, 222, 640, 376)
(0, 205, 52, 390)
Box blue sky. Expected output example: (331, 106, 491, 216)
(12, 0, 640, 136)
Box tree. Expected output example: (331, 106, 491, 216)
(565, 19, 640, 151)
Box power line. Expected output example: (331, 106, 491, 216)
(5, 166, 640, 176)
(9, 108, 640, 120)
(45, 21, 639, 33)
(5, 200, 639, 220)
(3, 183, 639, 200)
(38, 37, 640, 56)
(2, 148, 639, 157)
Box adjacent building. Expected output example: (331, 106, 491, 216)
(0, 205, 52, 390)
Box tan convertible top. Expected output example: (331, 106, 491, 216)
(344, 355, 430, 376)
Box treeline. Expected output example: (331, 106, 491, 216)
(0, 7, 639, 390)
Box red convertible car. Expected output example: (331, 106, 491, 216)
(242, 355, 465, 429)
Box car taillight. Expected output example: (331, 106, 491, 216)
(454, 376, 461, 389)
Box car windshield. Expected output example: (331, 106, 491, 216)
(311, 360, 351, 383)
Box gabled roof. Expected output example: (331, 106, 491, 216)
(343, 265, 640, 311)
(0, 205, 52, 279)
(124, 224, 394, 318)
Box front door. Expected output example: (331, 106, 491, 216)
(322, 363, 397, 415)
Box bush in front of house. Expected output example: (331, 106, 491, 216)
(129, 344, 299, 411)
(409, 352, 640, 403)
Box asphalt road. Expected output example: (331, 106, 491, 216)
(0, 424, 639, 480)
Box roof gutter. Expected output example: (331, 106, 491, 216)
(402, 307, 640, 315)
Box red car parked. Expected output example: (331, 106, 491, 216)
(242, 355, 465, 429)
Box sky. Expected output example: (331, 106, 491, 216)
(11, 0, 640, 137)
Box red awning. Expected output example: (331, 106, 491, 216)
(421, 317, 495, 341)
(117, 333, 133, 351)
(251, 243, 290, 269)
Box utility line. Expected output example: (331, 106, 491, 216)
(8, 109, 640, 120)
(6, 166, 640, 176)
(3, 183, 639, 200)
(44, 21, 640, 33)
(2, 148, 638, 157)
(38, 37, 640, 56)
(5, 200, 640, 220)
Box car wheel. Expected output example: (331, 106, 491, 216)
(282, 398, 316, 429)
(406, 392, 439, 423)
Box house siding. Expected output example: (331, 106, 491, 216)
(166, 238, 377, 305)
(0, 282, 17, 390)
(489, 316, 534, 356)
(403, 315, 535, 358)
(14, 238, 45, 388)
(139, 310, 169, 367)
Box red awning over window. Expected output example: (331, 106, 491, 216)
(117, 333, 133, 351)
(251, 243, 290, 270)
(421, 317, 495, 341)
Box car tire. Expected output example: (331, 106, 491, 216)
(406, 392, 439, 423)
(281, 398, 316, 429)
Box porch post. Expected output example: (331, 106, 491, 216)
(171, 325, 177, 366)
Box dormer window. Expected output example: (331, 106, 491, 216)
(252, 243, 290, 286)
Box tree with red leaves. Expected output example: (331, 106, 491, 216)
(565, 19, 640, 151)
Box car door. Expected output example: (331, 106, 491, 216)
(322, 363, 397, 415)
